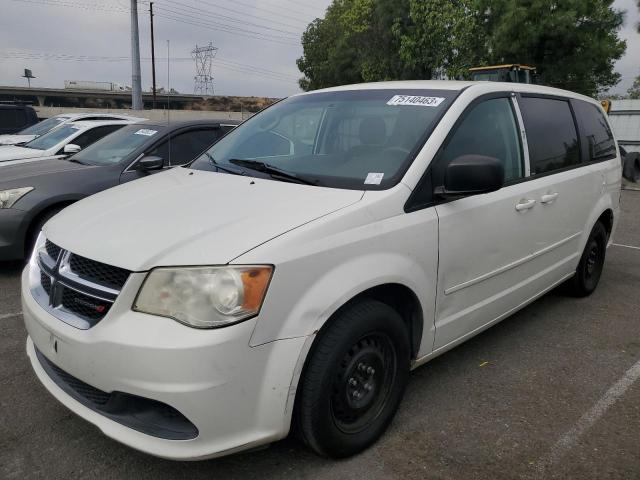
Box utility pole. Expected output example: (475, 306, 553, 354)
(130, 0, 143, 110)
(149, 2, 157, 109)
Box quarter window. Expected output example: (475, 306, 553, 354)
(519, 97, 580, 174)
(571, 100, 616, 162)
(436, 97, 524, 183)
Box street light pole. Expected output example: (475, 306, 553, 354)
(150, 2, 157, 110)
(130, 0, 143, 110)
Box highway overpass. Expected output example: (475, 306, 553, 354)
(0, 85, 206, 109)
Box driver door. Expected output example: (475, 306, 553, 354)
(433, 94, 542, 350)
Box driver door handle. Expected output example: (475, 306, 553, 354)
(515, 198, 536, 211)
(540, 192, 559, 204)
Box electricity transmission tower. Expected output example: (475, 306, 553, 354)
(192, 43, 217, 96)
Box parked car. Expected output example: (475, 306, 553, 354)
(0, 112, 144, 146)
(0, 119, 237, 261)
(0, 119, 141, 167)
(0, 102, 38, 135)
(22, 81, 621, 460)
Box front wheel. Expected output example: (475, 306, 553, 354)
(565, 221, 608, 297)
(296, 299, 410, 458)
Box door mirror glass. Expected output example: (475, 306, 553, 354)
(438, 155, 505, 198)
(137, 155, 164, 171)
(63, 144, 81, 154)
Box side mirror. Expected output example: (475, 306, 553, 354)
(137, 155, 164, 171)
(436, 155, 505, 198)
(63, 144, 81, 154)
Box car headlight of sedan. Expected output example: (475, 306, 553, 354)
(0, 187, 34, 209)
(133, 265, 273, 328)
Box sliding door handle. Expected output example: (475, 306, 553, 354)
(515, 199, 536, 211)
(541, 192, 559, 204)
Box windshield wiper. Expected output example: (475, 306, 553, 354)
(228, 159, 319, 186)
(204, 152, 245, 176)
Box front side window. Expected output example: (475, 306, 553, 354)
(23, 124, 81, 150)
(148, 128, 222, 166)
(19, 116, 68, 136)
(519, 97, 580, 175)
(435, 97, 524, 183)
(190, 89, 457, 189)
(571, 100, 617, 162)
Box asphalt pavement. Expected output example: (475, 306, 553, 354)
(1, 191, 639, 480)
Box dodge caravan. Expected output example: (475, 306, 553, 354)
(22, 81, 621, 460)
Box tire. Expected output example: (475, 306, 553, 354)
(296, 299, 410, 458)
(26, 207, 64, 259)
(565, 221, 608, 297)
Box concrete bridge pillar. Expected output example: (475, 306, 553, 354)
(37, 96, 46, 106)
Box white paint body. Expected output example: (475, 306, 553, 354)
(0, 119, 141, 166)
(22, 81, 622, 460)
(0, 113, 144, 146)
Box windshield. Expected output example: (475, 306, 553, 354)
(190, 89, 457, 189)
(72, 124, 164, 165)
(19, 116, 69, 136)
(24, 124, 81, 150)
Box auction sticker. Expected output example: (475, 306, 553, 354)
(134, 129, 158, 136)
(365, 172, 384, 185)
(387, 95, 445, 107)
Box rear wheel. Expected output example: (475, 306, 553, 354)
(296, 299, 410, 458)
(566, 221, 608, 297)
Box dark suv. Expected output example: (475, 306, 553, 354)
(0, 119, 238, 260)
(0, 103, 38, 134)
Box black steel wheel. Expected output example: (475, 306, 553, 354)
(566, 221, 608, 297)
(296, 299, 410, 458)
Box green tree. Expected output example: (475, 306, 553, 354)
(629, 75, 640, 99)
(297, 0, 627, 97)
(475, 0, 626, 96)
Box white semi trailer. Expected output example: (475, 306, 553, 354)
(64, 80, 127, 92)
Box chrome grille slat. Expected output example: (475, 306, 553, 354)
(30, 241, 131, 330)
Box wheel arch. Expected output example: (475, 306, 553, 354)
(24, 200, 76, 253)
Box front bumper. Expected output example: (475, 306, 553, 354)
(22, 268, 307, 460)
(0, 208, 29, 260)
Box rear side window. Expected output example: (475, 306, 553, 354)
(572, 100, 616, 162)
(519, 97, 580, 175)
(436, 97, 524, 183)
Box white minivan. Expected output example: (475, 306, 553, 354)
(22, 81, 621, 460)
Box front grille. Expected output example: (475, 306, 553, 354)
(45, 240, 61, 261)
(69, 253, 130, 290)
(40, 272, 52, 296)
(32, 241, 127, 330)
(61, 287, 112, 320)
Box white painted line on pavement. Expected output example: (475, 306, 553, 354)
(0, 312, 22, 320)
(533, 358, 640, 476)
(612, 243, 640, 251)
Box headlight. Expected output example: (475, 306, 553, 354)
(0, 187, 34, 209)
(133, 265, 273, 328)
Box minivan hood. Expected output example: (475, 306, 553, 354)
(0, 134, 37, 146)
(45, 168, 364, 271)
(0, 145, 44, 162)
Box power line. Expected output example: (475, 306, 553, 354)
(151, 6, 299, 40)
(149, 0, 303, 36)
(152, 12, 299, 46)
